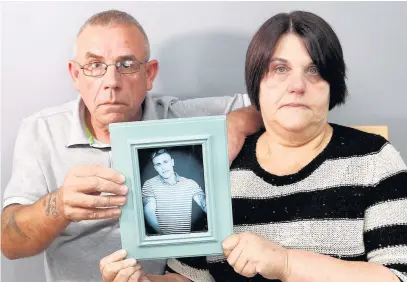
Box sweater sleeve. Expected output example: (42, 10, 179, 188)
(166, 257, 214, 282)
(363, 142, 407, 281)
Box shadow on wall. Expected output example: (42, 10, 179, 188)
(153, 31, 252, 98)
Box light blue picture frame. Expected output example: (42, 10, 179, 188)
(109, 116, 233, 260)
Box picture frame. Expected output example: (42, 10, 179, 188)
(109, 116, 234, 260)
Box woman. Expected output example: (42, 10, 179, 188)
(100, 11, 407, 282)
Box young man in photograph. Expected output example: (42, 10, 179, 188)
(142, 149, 206, 235)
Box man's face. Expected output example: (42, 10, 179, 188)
(69, 24, 158, 126)
(152, 153, 175, 179)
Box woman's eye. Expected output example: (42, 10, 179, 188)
(308, 67, 319, 75)
(276, 66, 287, 73)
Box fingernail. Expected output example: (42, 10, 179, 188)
(114, 209, 122, 216)
(129, 258, 137, 264)
(121, 185, 128, 194)
(120, 249, 127, 256)
(120, 174, 126, 183)
(119, 197, 127, 205)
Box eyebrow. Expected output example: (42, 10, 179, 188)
(270, 57, 316, 67)
(84, 52, 104, 60)
(84, 53, 139, 62)
(270, 58, 288, 64)
(116, 55, 138, 61)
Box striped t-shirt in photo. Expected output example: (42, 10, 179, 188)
(142, 174, 204, 235)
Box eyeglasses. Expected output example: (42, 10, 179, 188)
(73, 58, 147, 77)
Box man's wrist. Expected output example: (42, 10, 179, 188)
(227, 106, 263, 137)
(41, 191, 70, 228)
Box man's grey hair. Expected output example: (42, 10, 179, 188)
(74, 9, 150, 60)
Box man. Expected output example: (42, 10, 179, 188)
(1, 9, 262, 282)
(142, 149, 207, 235)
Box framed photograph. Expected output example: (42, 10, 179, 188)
(109, 116, 233, 260)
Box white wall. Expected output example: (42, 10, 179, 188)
(2, 2, 407, 281)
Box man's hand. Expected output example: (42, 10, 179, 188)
(58, 164, 128, 222)
(226, 105, 263, 164)
(0, 164, 127, 259)
(100, 249, 151, 282)
(222, 232, 289, 280)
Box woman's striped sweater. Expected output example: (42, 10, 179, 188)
(167, 123, 407, 282)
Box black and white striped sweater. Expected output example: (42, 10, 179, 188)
(167, 123, 407, 282)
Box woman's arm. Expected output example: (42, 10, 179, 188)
(281, 142, 407, 282)
(283, 249, 399, 282)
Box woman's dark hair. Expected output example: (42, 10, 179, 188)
(245, 11, 347, 111)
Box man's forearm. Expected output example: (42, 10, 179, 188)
(227, 105, 263, 137)
(226, 105, 263, 164)
(283, 249, 398, 282)
(1, 191, 69, 259)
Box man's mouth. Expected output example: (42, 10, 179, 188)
(100, 103, 126, 107)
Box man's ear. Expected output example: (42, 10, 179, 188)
(68, 60, 81, 91)
(171, 158, 175, 167)
(145, 59, 159, 91)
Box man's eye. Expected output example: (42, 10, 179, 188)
(122, 60, 134, 68)
(90, 62, 104, 69)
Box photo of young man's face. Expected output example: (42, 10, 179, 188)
(152, 153, 175, 180)
(138, 145, 208, 236)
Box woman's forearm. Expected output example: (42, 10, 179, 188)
(283, 249, 398, 282)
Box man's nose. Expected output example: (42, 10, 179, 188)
(102, 65, 122, 90)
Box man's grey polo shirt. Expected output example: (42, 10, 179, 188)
(3, 93, 250, 282)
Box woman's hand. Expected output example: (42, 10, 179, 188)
(222, 232, 289, 280)
(100, 249, 152, 282)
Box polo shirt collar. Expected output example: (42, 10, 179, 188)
(159, 172, 180, 184)
(66, 96, 90, 147)
(66, 96, 110, 148)
(66, 93, 159, 149)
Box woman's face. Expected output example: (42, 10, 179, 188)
(259, 33, 330, 133)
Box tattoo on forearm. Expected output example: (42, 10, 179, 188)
(194, 193, 207, 213)
(6, 211, 31, 239)
(44, 192, 59, 217)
